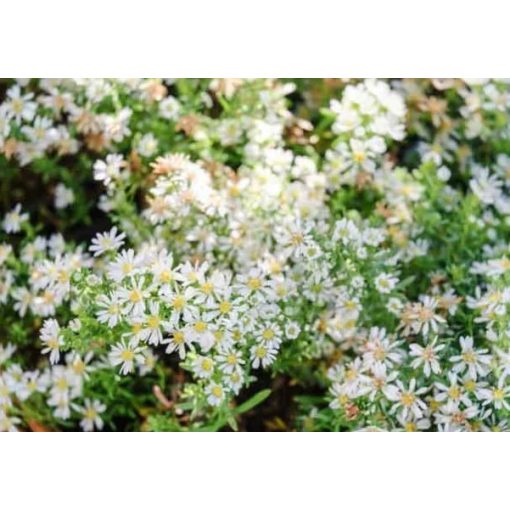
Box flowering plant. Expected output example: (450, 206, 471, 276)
(1, 78, 510, 431)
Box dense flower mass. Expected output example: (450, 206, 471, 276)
(1, 78, 510, 431)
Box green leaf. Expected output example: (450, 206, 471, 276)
(195, 389, 271, 432)
(233, 389, 271, 416)
(227, 416, 238, 431)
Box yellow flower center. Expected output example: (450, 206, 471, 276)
(500, 258, 510, 270)
(212, 386, 223, 398)
(108, 304, 119, 314)
(374, 347, 386, 361)
(291, 233, 304, 246)
(57, 270, 69, 283)
(270, 261, 282, 274)
(172, 295, 185, 310)
(173, 331, 184, 344)
(262, 328, 275, 341)
(248, 278, 261, 290)
(73, 360, 85, 375)
(345, 369, 357, 381)
(255, 346, 267, 358)
(493, 388, 505, 400)
(276, 284, 286, 297)
(120, 350, 134, 362)
(194, 321, 207, 333)
(56, 378, 68, 391)
(464, 379, 476, 392)
(201, 358, 213, 371)
(147, 315, 160, 329)
(338, 394, 349, 406)
(11, 98, 23, 113)
(160, 270, 172, 283)
(353, 151, 366, 163)
(219, 301, 232, 314)
(462, 351, 476, 364)
(85, 408, 98, 420)
(400, 392, 416, 407)
(201, 282, 214, 294)
(129, 289, 142, 303)
(48, 337, 59, 349)
(43, 290, 55, 304)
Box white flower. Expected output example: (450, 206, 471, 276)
(93, 154, 124, 186)
(162, 286, 199, 324)
(162, 329, 190, 360)
(0, 376, 12, 407)
(74, 399, 106, 431)
(21, 115, 57, 149)
(96, 294, 123, 327)
(384, 379, 428, 420)
(140, 301, 172, 346)
(250, 343, 277, 369)
(435, 373, 472, 412)
(223, 368, 244, 394)
(47, 393, 71, 420)
(329, 382, 349, 410)
(193, 356, 215, 379)
(159, 96, 181, 120)
(0, 412, 21, 432)
(89, 227, 126, 256)
(387, 297, 403, 315)
(469, 166, 503, 205)
(54, 183, 75, 209)
(205, 383, 225, 406)
(477, 381, 510, 410)
(285, 321, 300, 340)
(109, 340, 145, 375)
(104, 108, 132, 143)
(216, 349, 245, 374)
(3, 204, 28, 233)
(137, 133, 158, 157)
(435, 404, 480, 431)
(409, 337, 445, 377)
(366, 364, 398, 401)
(374, 273, 398, 294)
(407, 296, 446, 337)
(437, 165, 451, 182)
(5, 85, 37, 123)
(108, 249, 143, 282)
(496, 348, 510, 378)
(0, 342, 16, 365)
(397, 415, 431, 432)
(449, 336, 492, 380)
(40, 318, 63, 364)
(184, 312, 216, 352)
(137, 348, 157, 376)
(255, 322, 283, 348)
(116, 277, 151, 316)
(362, 327, 403, 370)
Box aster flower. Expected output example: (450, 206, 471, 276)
(89, 227, 126, 256)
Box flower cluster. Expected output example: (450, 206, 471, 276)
(2, 78, 510, 431)
(324, 79, 406, 188)
(67, 242, 297, 409)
